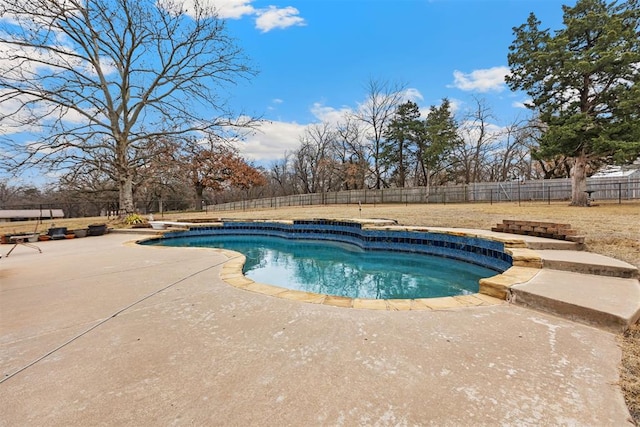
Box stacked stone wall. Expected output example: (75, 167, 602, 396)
(492, 220, 585, 244)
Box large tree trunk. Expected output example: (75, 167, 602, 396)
(116, 136, 135, 215)
(194, 182, 205, 210)
(570, 150, 588, 206)
(118, 175, 135, 215)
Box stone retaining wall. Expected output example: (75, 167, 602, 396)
(492, 220, 585, 244)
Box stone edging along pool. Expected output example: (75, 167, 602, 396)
(140, 218, 545, 311)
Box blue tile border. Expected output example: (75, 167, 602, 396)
(156, 220, 513, 272)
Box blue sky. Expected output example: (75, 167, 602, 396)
(208, 0, 573, 165)
(1, 0, 574, 185)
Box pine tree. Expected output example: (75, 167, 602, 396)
(506, 0, 640, 206)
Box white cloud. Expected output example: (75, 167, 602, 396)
(237, 102, 354, 162)
(0, 90, 49, 135)
(238, 120, 305, 162)
(451, 66, 510, 93)
(310, 103, 353, 125)
(267, 98, 284, 111)
(239, 90, 447, 163)
(185, 1, 306, 32)
(447, 98, 462, 114)
(203, 0, 256, 19)
(255, 6, 305, 33)
(458, 119, 505, 145)
(402, 88, 424, 103)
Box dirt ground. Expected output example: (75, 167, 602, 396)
(2, 200, 639, 423)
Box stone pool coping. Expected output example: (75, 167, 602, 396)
(216, 248, 505, 311)
(138, 218, 561, 311)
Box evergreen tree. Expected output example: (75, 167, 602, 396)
(382, 101, 422, 187)
(417, 99, 460, 187)
(506, 0, 640, 206)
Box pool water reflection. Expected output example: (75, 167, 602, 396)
(149, 235, 496, 299)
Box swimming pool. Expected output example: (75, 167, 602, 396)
(145, 234, 497, 299)
(141, 219, 512, 300)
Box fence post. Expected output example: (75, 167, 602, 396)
(619, 182, 622, 204)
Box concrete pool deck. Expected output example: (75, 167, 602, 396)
(0, 231, 636, 425)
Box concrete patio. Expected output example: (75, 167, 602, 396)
(0, 232, 634, 425)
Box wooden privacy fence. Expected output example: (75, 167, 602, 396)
(207, 177, 640, 211)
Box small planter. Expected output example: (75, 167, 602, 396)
(149, 221, 168, 230)
(27, 233, 40, 243)
(72, 228, 88, 238)
(48, 227, 68, 240)
(87, 224, 108, 236)
(38, 235, 51, 242)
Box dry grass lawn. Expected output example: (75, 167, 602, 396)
(1, 200, 638, 422)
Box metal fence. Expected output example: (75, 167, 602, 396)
(207, 177, 640, 211)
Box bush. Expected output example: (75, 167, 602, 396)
(124, 213, 145, 225)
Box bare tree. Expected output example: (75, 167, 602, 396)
(0, 0, 257, 214)
(487, 118, 535, 182)
(268, 154, 296, 197)
(450, 97, 501, 184)
(0, 180, 23, 207)
(334, 116, 368, 190)
(293, 122, 338, 194)
(352, 79, 406, 189)
(519, 117, 580, 180)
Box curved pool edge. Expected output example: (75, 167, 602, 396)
(133, 219, 546, 310)
(215, 247, 506, 311)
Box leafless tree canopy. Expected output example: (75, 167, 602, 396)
(261, 88, 551, 199)
(0, 0, 257, 213)
(352, 79, 407, 189)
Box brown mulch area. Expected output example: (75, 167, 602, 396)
(2, 200, 638, 423)
(622, 323, 640, 424)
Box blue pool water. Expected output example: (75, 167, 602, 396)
(146, 235, 496, 299)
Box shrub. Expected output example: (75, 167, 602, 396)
(124, 213, 145, 225)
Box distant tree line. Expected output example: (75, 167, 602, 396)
(262, 0, 640, 206)
(0, 136, 266, 217)
(1, 0, 638, 210)
(257, 81, 599, 200)
(1, 78, 633, 216)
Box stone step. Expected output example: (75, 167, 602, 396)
(522, 239, 581, 251)
(510, 269, 640, 333)
(536, 250, 638, 279)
